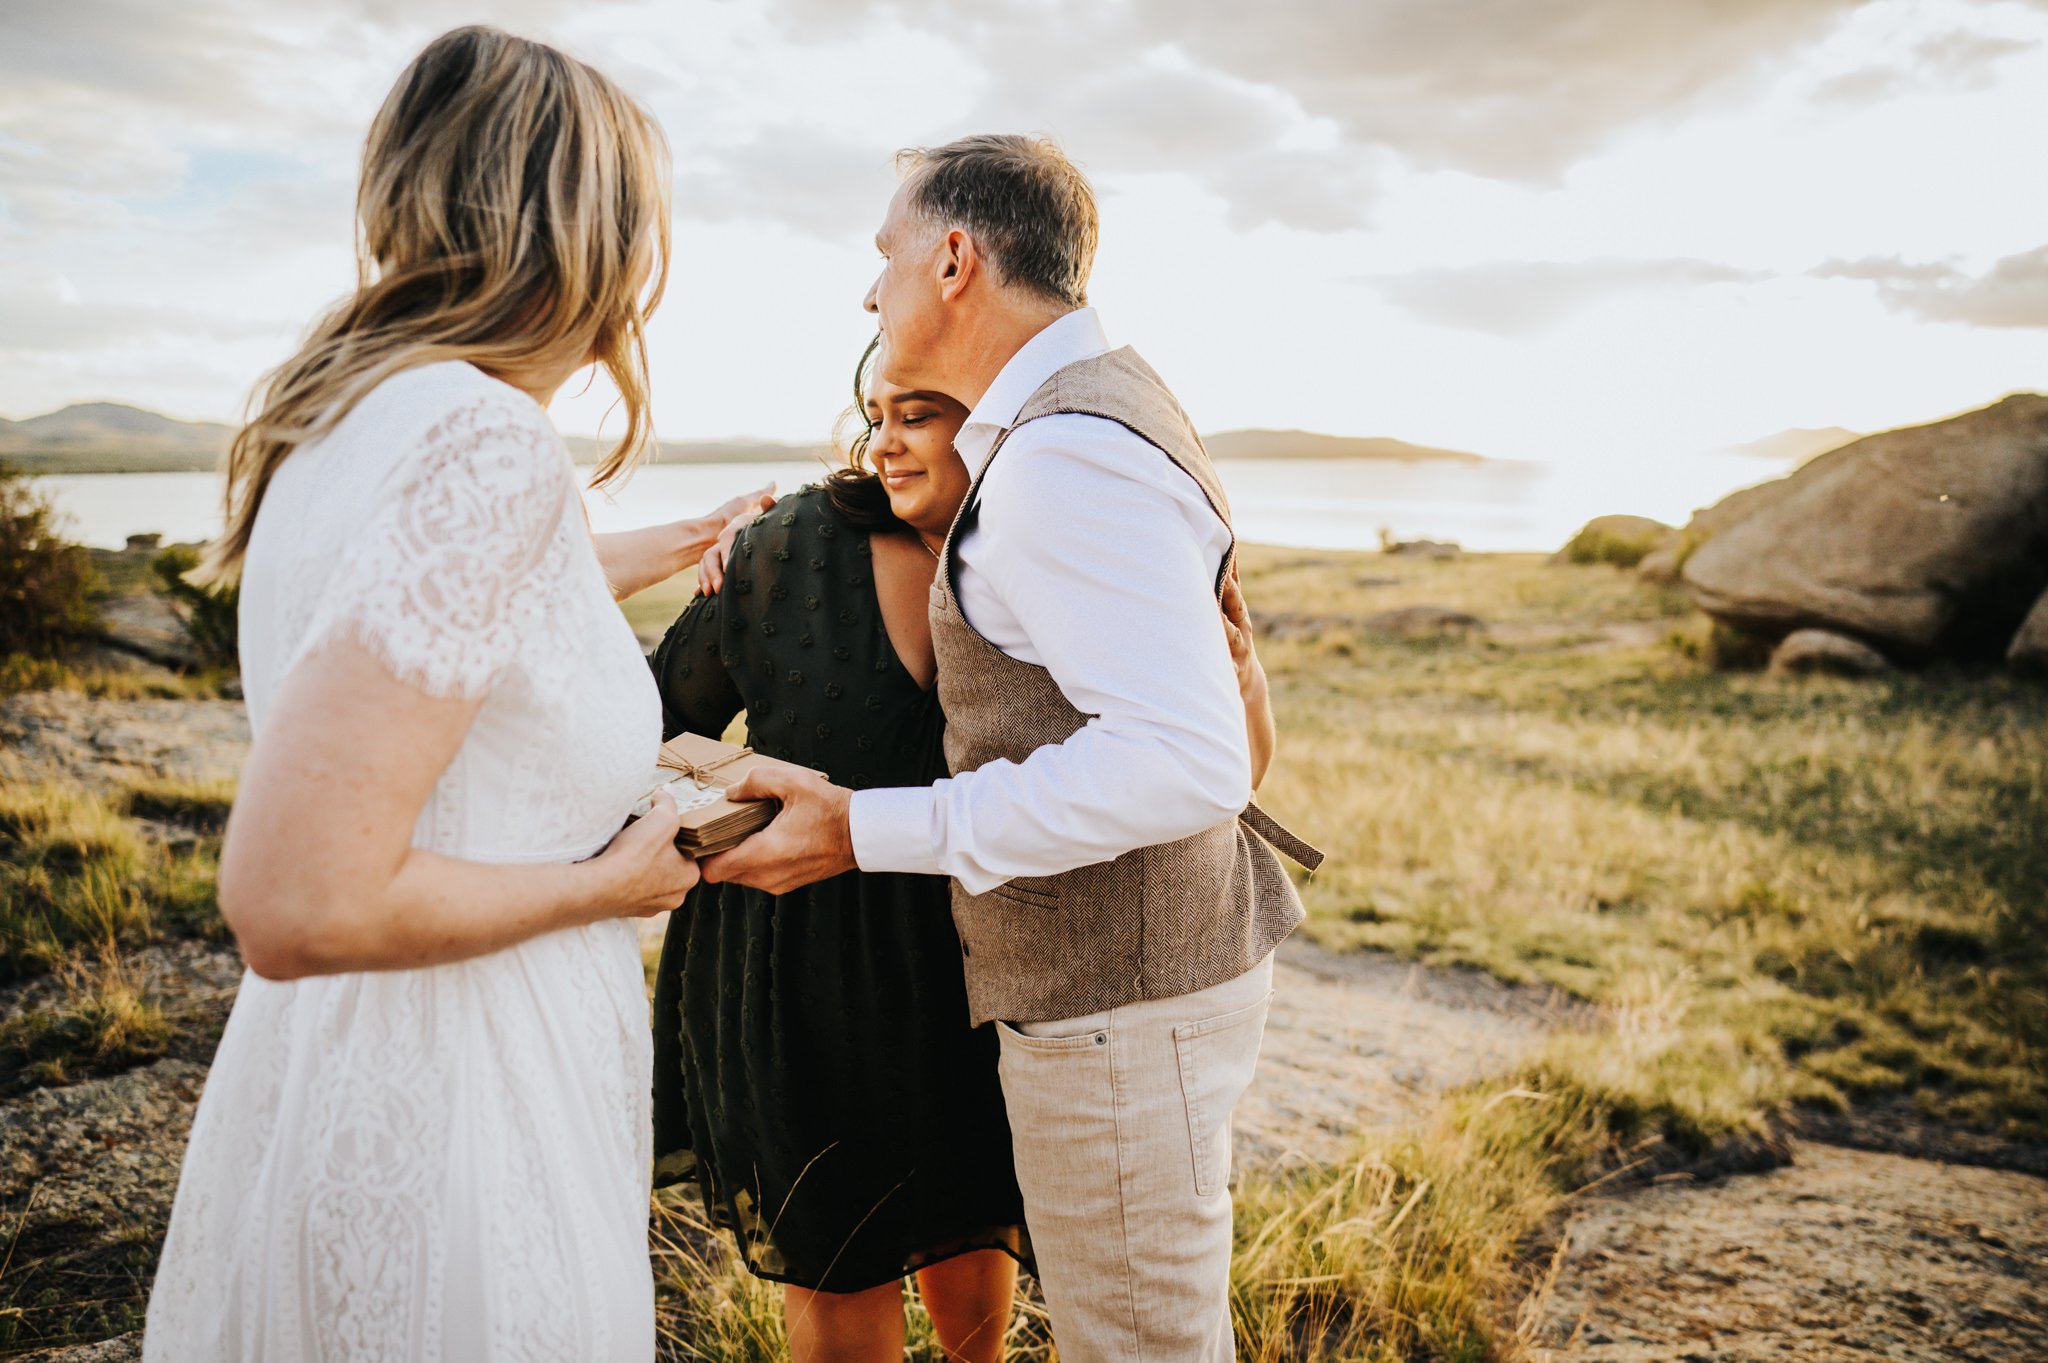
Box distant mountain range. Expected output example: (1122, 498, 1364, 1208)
(1, 403, 1499, 475)
(0, 403, 240, 474)
(1721, 426, 1861, 463)
(1200, 428, 1484, 463)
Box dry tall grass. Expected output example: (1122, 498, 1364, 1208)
(647, 548, 2043, 1360)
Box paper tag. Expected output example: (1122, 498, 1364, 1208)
(630, 771, 730, 819)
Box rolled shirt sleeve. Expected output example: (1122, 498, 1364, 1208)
(848, 414, 1250, 895)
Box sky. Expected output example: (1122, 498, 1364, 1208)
(3, 0, 2047, 470)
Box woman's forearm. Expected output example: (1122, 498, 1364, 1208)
(594, 488, 778, 602)
(219, 638, 696, 982)
(246, 850, 618, 979)
(593, 524, 698, 602)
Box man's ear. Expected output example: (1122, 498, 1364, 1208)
(936, 228, 976, 303)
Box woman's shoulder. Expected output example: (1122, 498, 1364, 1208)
(329, 362, 554, 457)
(327, 361, 565, 495)
(732, 482, 861, 556)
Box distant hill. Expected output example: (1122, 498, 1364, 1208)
(4, 403, 1491, 474)
(1204, 428, 1486, 463)
(0, 403, 235, 473)
(565, 435, 830, 466)
(1722, 426, 1861, 463)
(0, 403, 833, 475)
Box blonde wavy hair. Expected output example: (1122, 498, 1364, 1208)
(204, 25, 671, 580)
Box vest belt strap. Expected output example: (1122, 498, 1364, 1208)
(1239, 801, 1325, 872)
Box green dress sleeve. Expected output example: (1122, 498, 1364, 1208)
(648, 588, 744, 742)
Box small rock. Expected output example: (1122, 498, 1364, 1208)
(1254, 613, 1357, 642)
(13, 1333, 142, 1362)
(1769, 629, 1893, 678)
(2007, 589, 2048, 674)
(1363, 606, 1487, 639)
(1637, 541, 1684, 585)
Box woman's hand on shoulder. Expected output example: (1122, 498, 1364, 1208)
(1221, 561, 1264, 700)
(588, 788, 700, 917)
(696, 503, 763, 596)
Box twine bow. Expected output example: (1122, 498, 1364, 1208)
(656, 745, 755, 790)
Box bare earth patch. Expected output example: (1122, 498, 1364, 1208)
(1235, 937, 1565, 1167)
(1533, 1143, 2048, 1363)
(0, 692, 249, 791)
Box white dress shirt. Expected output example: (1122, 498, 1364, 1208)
(849, 309, 1250, 895)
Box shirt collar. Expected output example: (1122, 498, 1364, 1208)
(959, 308, 1111, 460)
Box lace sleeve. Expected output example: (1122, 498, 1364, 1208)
(297, 392, 576, 699)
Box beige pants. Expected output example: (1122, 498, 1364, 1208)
(996, 953, 1276, 1363)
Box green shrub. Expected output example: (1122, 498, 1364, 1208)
(152, 544, 239, 669)
(0, 652, 71, 696)
(1558, 517, 1673, 570)
(0, 462, 100, 657)
(0, 782, 226, 980)
(1562, 528, 1657, 568)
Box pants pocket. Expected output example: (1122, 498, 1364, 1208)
(1171, 992, 1272, 1198)
(993, 1016, 1110, 1055)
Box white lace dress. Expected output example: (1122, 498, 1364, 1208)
(144, 361, 663, 1363)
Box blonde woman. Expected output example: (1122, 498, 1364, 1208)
(143, 28, 759, 1362)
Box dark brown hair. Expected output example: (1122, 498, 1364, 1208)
(896, 133, 1097, 309)
(822, 336, 901, 531)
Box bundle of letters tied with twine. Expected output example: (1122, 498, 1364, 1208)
(632, 733, 813, 855)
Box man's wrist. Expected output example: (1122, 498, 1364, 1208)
(828, 784, 856, 874)
(847, 785, 944, 876)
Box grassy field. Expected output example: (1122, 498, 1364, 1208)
(628, 546, 2045, 1360)
(1214, 548, 2046, 1359)
(2, 547, 2041, 1359)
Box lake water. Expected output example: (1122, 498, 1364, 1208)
(32, 452, 1783, 555)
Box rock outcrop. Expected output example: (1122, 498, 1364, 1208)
(1676, 394, 2048, 663)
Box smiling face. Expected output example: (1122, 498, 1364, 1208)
(863, 182, 947, 393)
(864, 374, 972, 542)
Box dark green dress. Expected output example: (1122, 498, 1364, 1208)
(646, 485, 1026, 1293)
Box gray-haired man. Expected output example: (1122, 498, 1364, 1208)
(704, 134, 1319, 1361)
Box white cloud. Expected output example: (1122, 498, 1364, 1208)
(1359, 259, 1768, 336)
(1814, 247, 2048, 327)
(0, 0, 2046, 479)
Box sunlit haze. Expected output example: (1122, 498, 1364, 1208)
(5, 0, 2046, 490)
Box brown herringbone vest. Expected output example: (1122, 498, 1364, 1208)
(931, 346, 1321, 1026)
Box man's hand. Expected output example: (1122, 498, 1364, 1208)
(698, 767, 857, 894)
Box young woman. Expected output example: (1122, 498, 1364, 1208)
(646, 341, 1275, 1363)
(144, 28, 764, 1362)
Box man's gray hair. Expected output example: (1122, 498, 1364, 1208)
(896, 134, 1098, 309)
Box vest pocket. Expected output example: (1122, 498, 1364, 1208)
(989, 876, 1062, 908)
